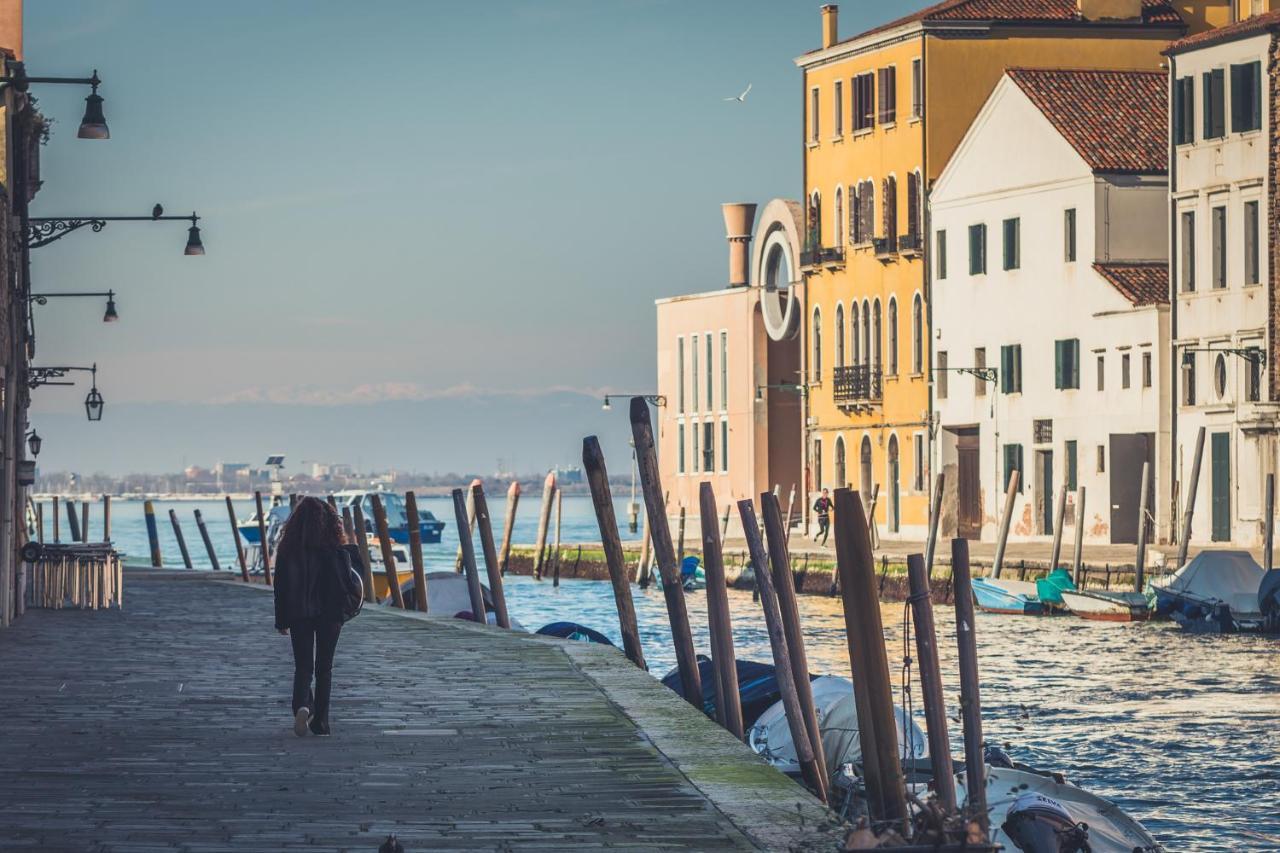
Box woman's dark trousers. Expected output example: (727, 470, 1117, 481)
(290, 619, 342, 731)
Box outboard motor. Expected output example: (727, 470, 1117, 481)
(985, 744, 1014, 768)
(1002, 792, 1091, 853)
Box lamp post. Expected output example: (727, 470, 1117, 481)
(0, 62, 110, 139)
(27, 364, 105, 422)
(25, 430, 41, 458)
(26, 206, 205, 253)
(30, 290, 119, 323)
(602, 393, 666, 411)
(755, 382, 807, 402)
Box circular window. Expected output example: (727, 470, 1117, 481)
(1214, 354, 1228, 399)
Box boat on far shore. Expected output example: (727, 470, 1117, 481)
(236, 489, 445, 546)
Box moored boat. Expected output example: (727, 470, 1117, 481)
(1151, 549, 1272, 633)
(237, 489, 446, 546)
(971, 576, 1046, 615)
(1060, 589, 1152, 622)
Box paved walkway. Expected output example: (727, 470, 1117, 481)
(0, 572, 839, 852)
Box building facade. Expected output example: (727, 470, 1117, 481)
(655, 200, 803, 536)
(795, 1, 1218, 539)
(933, 69, 1172, 545)
(1167, 11, 1280, 546)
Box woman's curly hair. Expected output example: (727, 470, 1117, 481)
(276, 495, 345, 563)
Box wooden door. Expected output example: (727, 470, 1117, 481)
(1211, 432, 1231, 541)
(957, 429, 981, 540)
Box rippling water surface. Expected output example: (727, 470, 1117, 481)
(83, 497, 1280, 851)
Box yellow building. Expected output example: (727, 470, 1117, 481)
(795, 1, 1228, 539)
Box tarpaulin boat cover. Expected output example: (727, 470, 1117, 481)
(536, 622, 616, 647)
(1259, 571, 1280, 616)
(1035, 567, 1076, 605)
(1156, 550, 1264, 615)
(747, 675, 926, 778)
(661, 657, 814, 728)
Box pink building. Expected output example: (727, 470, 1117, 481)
(655, 200, 805, 536)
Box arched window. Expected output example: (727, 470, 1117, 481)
(807, 191, 822, 251)
(861, 299, 871, 368)
(859, 435, 873, 505)
(835, 304, 845, 369)
(873, 299, 883, 371)
(883, 175, 898, 250)
(834, 436, 847, 488)
(834, 187, 844, 247)
(851, 302, 860, 366)
(887, 297, 899, 376)
(812, 307, 823, 381)
(888, 435, 901, 533)
(912, 293, 924, 374)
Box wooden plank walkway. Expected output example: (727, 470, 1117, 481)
(0, 571, 839, 852)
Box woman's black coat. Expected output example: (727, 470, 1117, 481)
(273, 544, 362, 630)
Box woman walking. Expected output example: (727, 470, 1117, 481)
(273, 496, 363, 736)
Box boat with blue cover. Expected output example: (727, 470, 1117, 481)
(971, 577, 1046, 615)
(237, 490, 445, 545)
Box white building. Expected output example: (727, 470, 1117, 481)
(1166, 13, 1279, 547)
(931, 68, 1172, 545)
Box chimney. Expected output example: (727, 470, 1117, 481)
(1076, 0, 1142, 20)
(722, 203, 758, 288)
(821, 5, 838, 49)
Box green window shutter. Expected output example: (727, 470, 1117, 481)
(1211, 69, 1225, 138)
(1173, 79, 1183, 144)
(1231, 64, 1245, 132)
(1202, 72, 1213, 139)
(1251, 62, 1262, 130)
(1000, 346, 1012, 394)
(1065, 440, 1078, 491)
(1055, 340, 1065, 389)
(1013, 344, 1022, 392)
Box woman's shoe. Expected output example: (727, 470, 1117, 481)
(294, 707, 311, 737)
(309, 720, 331, 737)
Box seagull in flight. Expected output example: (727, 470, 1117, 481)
(723, 83, 752, 103)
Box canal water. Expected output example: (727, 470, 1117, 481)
(58, 496, 1280, 850)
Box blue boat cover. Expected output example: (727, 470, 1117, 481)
(536, 621, 616, 647)
(1035, 567, 1076, 605)
(681, 556, 701, 577)
(661, 657, 817, 728)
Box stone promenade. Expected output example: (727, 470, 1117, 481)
(0, 571, 840, 852)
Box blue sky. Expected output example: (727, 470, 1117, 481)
(24, 1, 892, 475)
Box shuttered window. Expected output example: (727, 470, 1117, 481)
(936, 229, 947, 279)
(1203, 69, 1225, 140)
(853, 73, 874, 131)
(1055, 339, 1080, 390)
(857, 180, 875, 242)
(1173, 77, 1195, 145)
(1180, 211, 1196, 292)
(882, 176, 898, 250)
(1003, 217, 1020, 271)
(1065, 440, 1078, 491)
(678, 422, 686, 473)
(1230, 61, 1262, 133)
(907, 172, 920, 243)
(937, 350, 948, 399)
(1003, 444, 1024, 492)
(810, 87, 820, 142)
(833, 80, 844, 136)
(1064, 209, 1077, 262)
(1245, 200, 1260, 285)
(850, 183, 860, 243)
(911, 58, 923, 119)
(877, 66, 897, 124)
(1211, 206, 1227, 289)
(968, 224, 986, 275)
(1000, 344, 1022, 394)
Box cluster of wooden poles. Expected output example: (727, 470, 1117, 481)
(28, 496, 123, 612)
(580, 397, 996, 847)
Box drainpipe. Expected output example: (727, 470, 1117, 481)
(1168, 53, 1179, 545)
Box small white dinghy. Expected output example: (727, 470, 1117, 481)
(1060, 589, 1152, 622)
(957, 765, 1162, 852)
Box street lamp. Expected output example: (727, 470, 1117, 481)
(28, 364, 106, 422)
(85, 367, 104, 422)
(26, 207, 206, 253)
(30, 290, 119, 323)
(602, 393, 666, 411)
(0, 63, 109, 140)
(26, 429, 41, 458)
(755, 383, 806, 401)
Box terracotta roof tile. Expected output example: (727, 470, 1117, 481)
(1165, 9, 1280, 54)
(833, 0, 1182, 46)
(1093, 262, 1169, 306)
(1006, 68, 1167, 174)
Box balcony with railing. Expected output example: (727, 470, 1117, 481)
(898, 232, 921, 256)
(832, 364, 883, 406)
(873, 237, 897, 261)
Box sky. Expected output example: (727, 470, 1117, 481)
(24, 0, 893, 476)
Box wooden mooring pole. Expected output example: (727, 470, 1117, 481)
(676, 505, 687, 566)
(350, 503, 376, 603)
(169, 509, 193, 569)
(783, 484, 797, 544)
(637, 507, 652, 586)
(35, 502, 43, 543)
(1265, 473, 1275, 573)
(1135, 461, 1150, 593)
(404, 491, 428, 612)
(532, 471, 556, 580)
(907, 552, 957, 813)
(81, 501, 90, 542)
(452, 488, 487, 624)
(951, 538, 989, 839)
(226, 497, 249, 581)
(453, 478, 481, 573)
(144, 500, 162, 567)
(52, 495, 60, 543)
(193, 509, 220, 571)
(369, 494, 404, 608)
(66, 500, 82, 543)
(102, 495, 111, 542)
(552, 487, 563, 587)
(630, 396, 702, 708)
(1049, 481, 1068, 571)
(1177, 425, 1206, 570)
(832, 488, 909, 834)
(700, 484, 743, 740)
(254, 491, 272, 585)
(1072, 486, 1087, 586)
(754, 494, 829, 802)
(498, 481, 520, 575)
(924, 472, 945, 578)
(472, 483, 511, 629)
(583, 436, 645, 668)
(992, 470, 1019, 578)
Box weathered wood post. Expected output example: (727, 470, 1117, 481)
(52, 495, 59, 543)
(699, 484, 743, 740)
(720, 502, 731, 537)
(350, 503, 376, 603)
(751, 495, 829, 802)
(254, 491, 272, 585)
(1265, 473, 1275, 573)
(35, 502, 43, 543)
(144, 500, 162, 567)
(907, 552, 957, 813)
(498, 481, 520, 575)
(1177, 425, 1206, 570)
(951, 537, 989, 838)
(453, 478, 481, 572)
(194, 509, 220, 571)
(552, 487, 563, 587)
(102, 495, 111, 542)
(630, 396, 702, 707)
(81, 501, 90, 542)
(831, 488, 909, 834)
(340, 505, 354, 540)
(532, 471, 556, 580)
(326, 494, 337, 510)
(452, 488, 487, 624)
(583, 437, 646, 668)
(637, 507, 652, 585)
(1049, 481, 1069, 571)
(676, 505, 687, 566)
(169, 509, 193, 569)
(866, 482, 881, 548)
(472, 483, 511, 629)
(1072, 486, 1087, 586)
(368, 494, 404, 608)
(1135, 461, 1151, 593)
(783, 484, 797, 544)
(404, 491, 428, 612)
(226, 497, 249, 582)
(66, 500, 82, 543)
(992, 469, 1020, 579)
(289, 493, 298, 511)
(924, 472, 945, 578)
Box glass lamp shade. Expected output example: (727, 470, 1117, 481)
(85, 386, 105, 421)
(77, 92, 109, 140)
(103, 296, 119, 323)
(27, 431, 41, 457)
(184, 224, 205, 255)
(601, 396, 612, 412)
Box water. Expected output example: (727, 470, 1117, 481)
(60, 497, 1280, 850)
